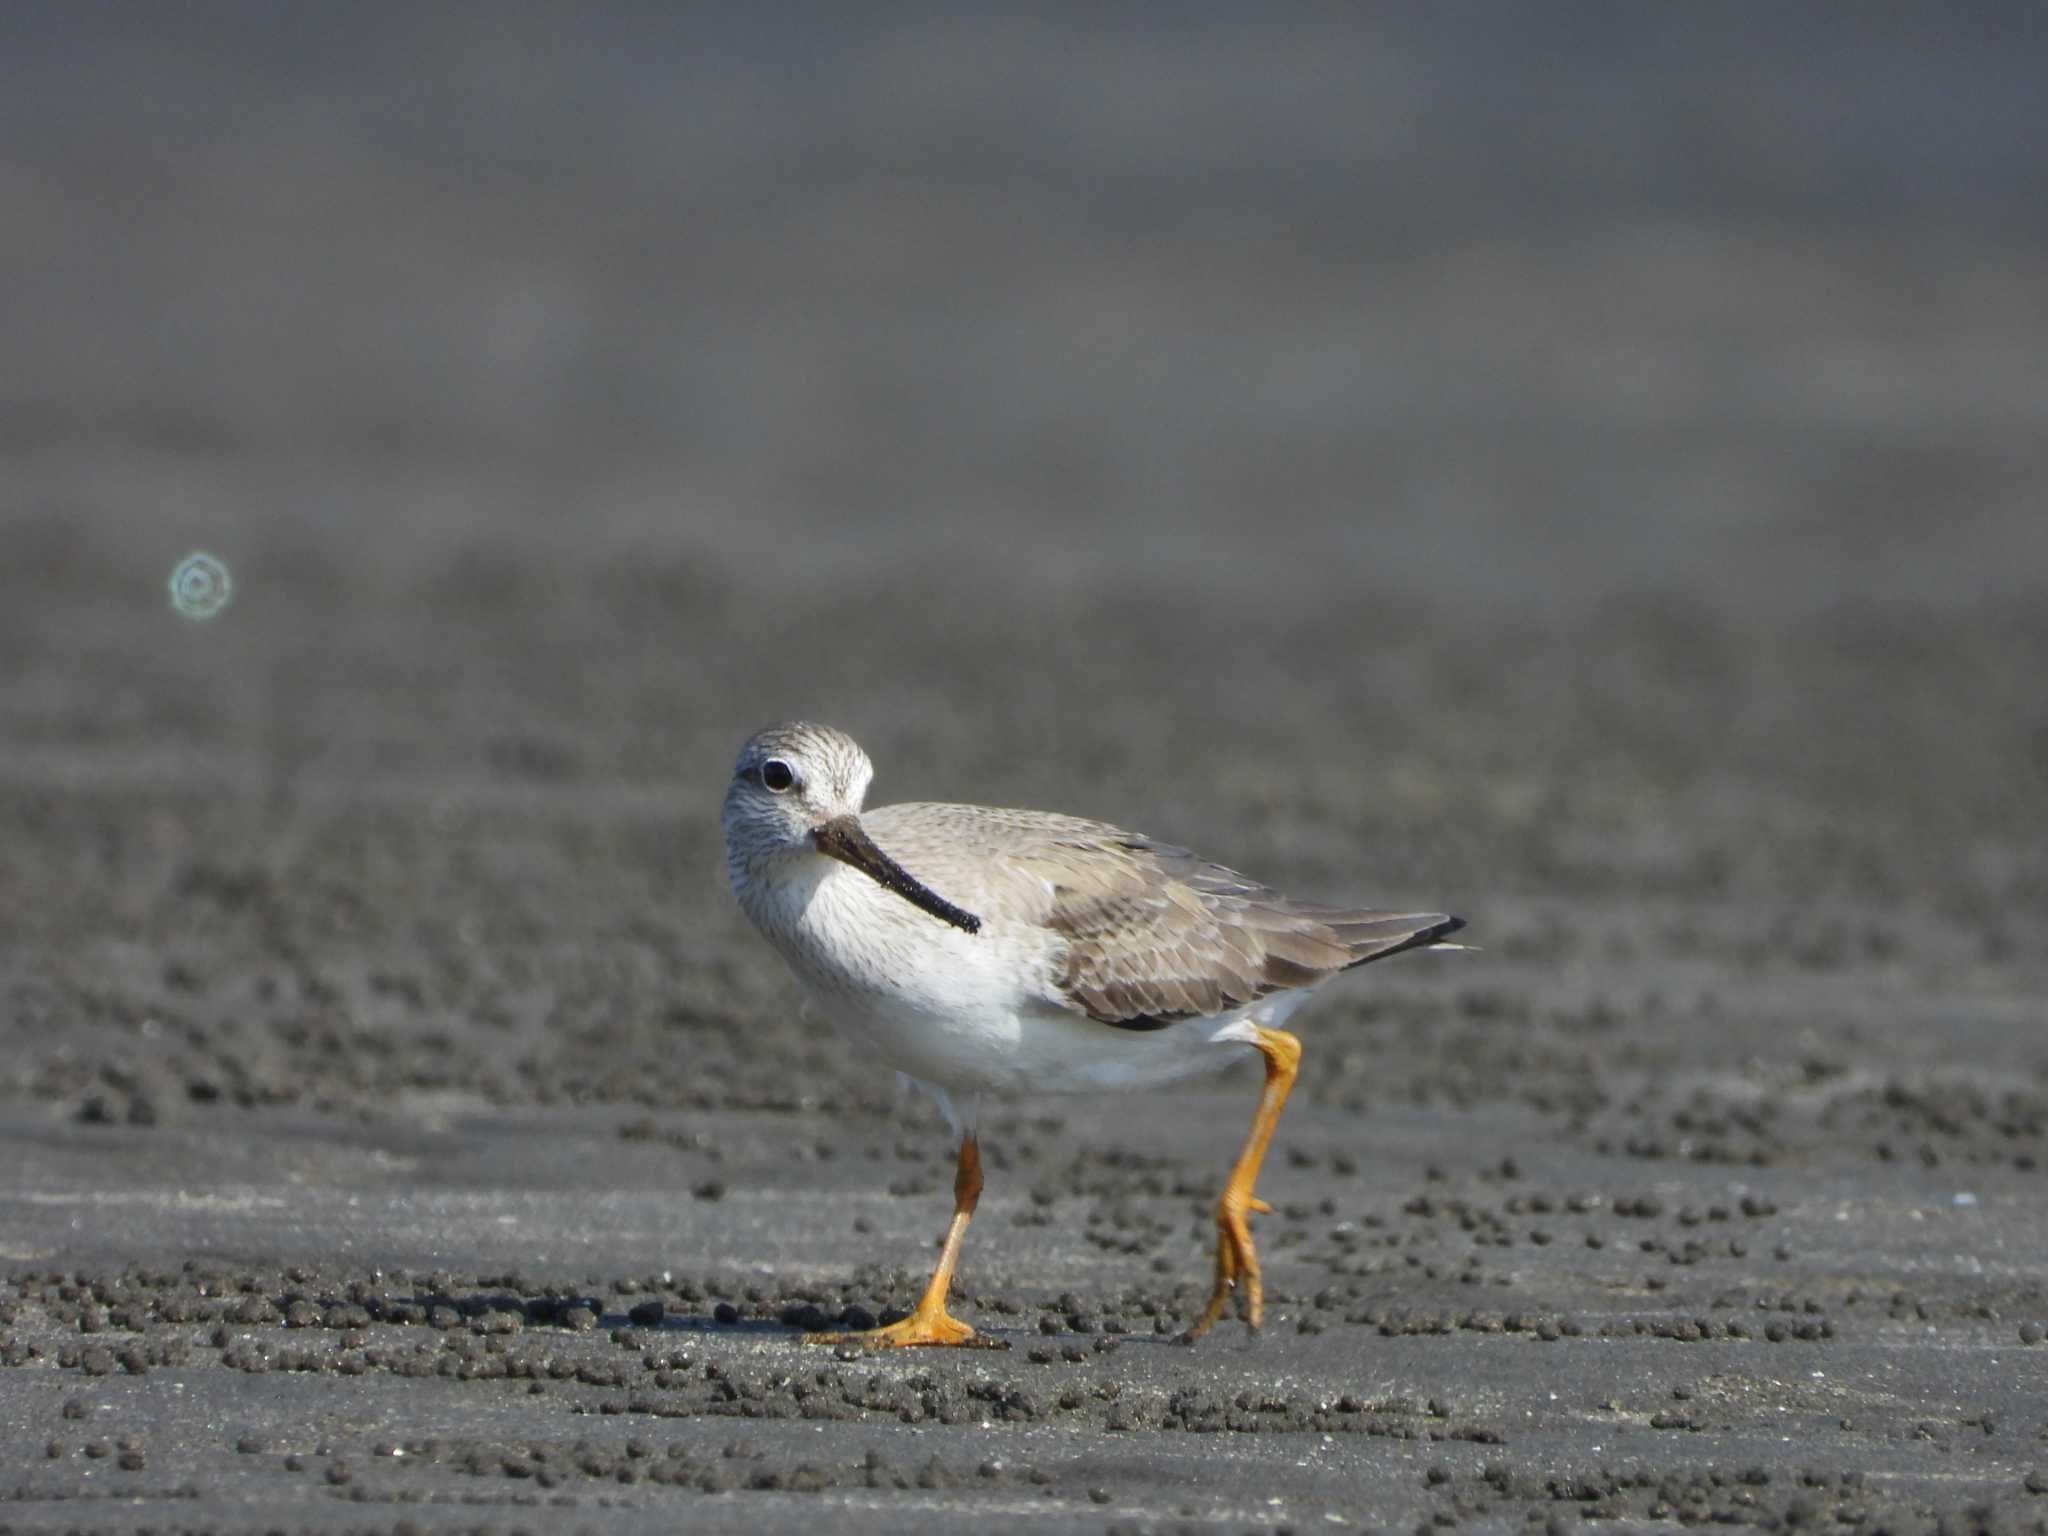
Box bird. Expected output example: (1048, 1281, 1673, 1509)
(722, 721, 1465, 1347)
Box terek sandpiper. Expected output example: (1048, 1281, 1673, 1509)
(723, 721, 1465, 1346)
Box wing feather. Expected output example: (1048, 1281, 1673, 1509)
(858, 803, 1463, 1032)
(1013, 831, 1459, 1029)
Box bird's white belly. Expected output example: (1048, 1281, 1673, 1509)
(761, 859, 1307, 1096)
(753, 860, 1310, 1097)
(822, 987, 1280, 1096)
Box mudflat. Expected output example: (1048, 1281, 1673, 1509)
(2, 7, 2045, 1532)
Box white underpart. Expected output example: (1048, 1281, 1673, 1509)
(734, 851, 1310, 1106)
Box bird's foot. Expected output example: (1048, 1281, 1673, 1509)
(1182, 1195, 1270, 1342)
(808, 1302, 986, 1349)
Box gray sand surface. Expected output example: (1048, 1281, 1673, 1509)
(2, 7, 2046, 1532)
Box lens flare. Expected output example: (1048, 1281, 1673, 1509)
(168, 552, 233, 620)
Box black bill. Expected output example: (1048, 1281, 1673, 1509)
(812, 815, 983, 935)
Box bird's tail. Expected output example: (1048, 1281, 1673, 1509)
(1326, 912, 1469, 968)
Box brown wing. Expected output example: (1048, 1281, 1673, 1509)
(856, 803, 1463, 1032)
(1020, 832, 1463, 1031)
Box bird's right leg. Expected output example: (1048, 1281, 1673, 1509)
(810, 1133, 982, 1347)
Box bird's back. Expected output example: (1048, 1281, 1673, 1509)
(860, 801, 1462, 1030)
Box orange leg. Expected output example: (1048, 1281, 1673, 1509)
(1185, 1026, 1301, 1340)
(812, 1134, 984, 1348)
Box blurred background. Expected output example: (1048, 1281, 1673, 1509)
(1, 3, 2043, 1124)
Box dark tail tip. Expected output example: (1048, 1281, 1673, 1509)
(1348, 912, 1467, 968)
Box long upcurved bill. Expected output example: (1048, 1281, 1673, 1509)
(812, 815, 983, 935)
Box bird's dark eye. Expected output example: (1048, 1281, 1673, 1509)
(760, 758, 796, 793)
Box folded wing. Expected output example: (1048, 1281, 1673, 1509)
(1012, 829, 1462, 1031)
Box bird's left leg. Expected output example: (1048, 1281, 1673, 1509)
(1185, 1025, 1301, 1340)
(811, 1133, 983, 1347)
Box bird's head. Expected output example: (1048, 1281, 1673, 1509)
(723, 722, 980, 935)
(724, 720, 875, 853)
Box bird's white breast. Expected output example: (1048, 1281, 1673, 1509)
(733, 853, 1048, 1087)
(732, 850, 1277, 1096)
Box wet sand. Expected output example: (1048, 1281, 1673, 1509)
(2, 7, 2046, 1531)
